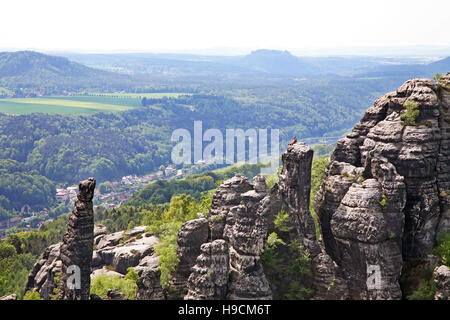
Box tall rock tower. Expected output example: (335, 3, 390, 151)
(59, 177, 96, 300)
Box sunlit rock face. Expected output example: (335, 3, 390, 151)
(315, 74, 450, 299)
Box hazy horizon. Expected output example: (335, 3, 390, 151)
(1, 0, 449, 57)
(1, 45, 450, 59)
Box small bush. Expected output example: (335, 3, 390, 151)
(23, 290, 42, 300)
(49, 272, 61, 300)
(266, 232, 286, 248)
(105, 265, 116, 272)
(287, 239, 311, 277)
(433, 232, 450, 267)
(401, 100, 420, 126)
(265, 174, 279, 190)
(379, 194, 387, 212)
(433, 72, 442, 83)
(210, 214, 225, 223)
(125, 267, 139, 282)
(90, 272, 137, 300)
(274, 209, 292, 233)
(284, 281, 313, 300)
(406, 278, 436, 300)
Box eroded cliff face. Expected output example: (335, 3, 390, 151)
(184, 175, 273, 300)
(315, 74, 450, 299)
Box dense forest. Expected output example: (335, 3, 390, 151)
(0, 82, 385, 215)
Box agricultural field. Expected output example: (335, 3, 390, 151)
(0, 92, 189, 115)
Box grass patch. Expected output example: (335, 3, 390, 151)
(0, 97, 133, 114)
(90, 267, 138, 300)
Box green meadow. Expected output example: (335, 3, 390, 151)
(0, 92, 189, 115)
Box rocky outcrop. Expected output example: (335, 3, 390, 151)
(434, 265, 450, 300)
(185, 174, 272, 300)
(97, 233, 158, 274)
(315, 74, 450, 299)
(0, 294, 17, 300)
(180, 143, 348, 300)
(185, 240, 229, 300)
(168, 217, 209, 299)
(25, 243, 62, 299)
(136, 268, 165, 300)
(270, 143, 348, 299)
(58, 177, 96, 300)
(26, 225, 160, 299)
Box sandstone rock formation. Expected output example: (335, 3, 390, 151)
(185, 174, 272, 300)
(434, 265, 450, 300)
(26, 224, 160, 299)
(0, 294, 17, 300)
(58, 177, 96, 300)
(25, 243, 62, 299)
(136, 268, 165, 300)
(315, 74, 450, 299)
(272, 143, 348, 299)
(168, 217, 208, 299)
(185, 239, 229, 300)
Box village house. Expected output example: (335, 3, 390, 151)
(55, 189, 69, 201)
(164, 165, 176, 177)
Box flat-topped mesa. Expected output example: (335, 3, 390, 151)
(58, 177, 96, 300)
(315, 74, 450, 299)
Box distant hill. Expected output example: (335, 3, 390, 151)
(352, 56, 450, 78)
(62, 52, 264, 79)
(228, 49, 315, 76)
(426, 56, 450, 73)
(0, 51, 135, 92)
(63, 50, 435, 79)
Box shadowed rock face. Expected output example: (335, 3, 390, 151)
(259, 142, 347, 300)
(59, 177, 96, 300)
(315, 74, 450, 299)
(168, 217, 209, 299)
(25, 243, 61, 299)
(185, 175, 272, 300)
(185, 239, 229, 300)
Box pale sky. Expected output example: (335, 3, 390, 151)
(1, 0, 449, 54)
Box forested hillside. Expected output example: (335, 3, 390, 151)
(0, 51, 136, 94)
